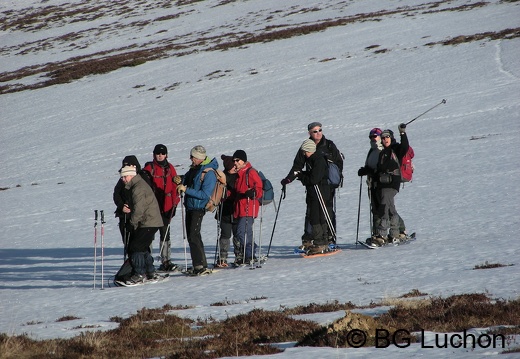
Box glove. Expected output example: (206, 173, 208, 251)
(177, 184, 186, 194)
(398, 123, 406, 134)
(245, 189, 256, 199)
(173, 175, 182, 184)
(281, 177, 292, 186)
(358, 166, 369, 177)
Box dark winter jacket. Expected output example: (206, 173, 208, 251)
(113, 155, 146, 219)
(182, 157, 219, 211)
(376, 132, 409, 192)
(286, 136, 343, 182)
(298, 152, 331, 202)
(216, 172, 238, 223)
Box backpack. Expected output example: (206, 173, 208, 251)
(114, 258, 133, 284)
(246, 168, 274, 206)
(400, 146, 415, 182)
(325, 141, 344, 188)
(200, 168, 227, 213)
(326, 160, 342, 188)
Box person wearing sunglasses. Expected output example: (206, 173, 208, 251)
(281, 121, 344, 248)
(143, 144, 180, 272)
(231, 150, 263, 265)
(368, 124, 409, 247)
(176, 145, 219, 276)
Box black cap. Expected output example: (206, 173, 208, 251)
(232, 149, 247, 162)
(153, 144, 167, 155)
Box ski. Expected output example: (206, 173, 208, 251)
(358, 232, 416, 249)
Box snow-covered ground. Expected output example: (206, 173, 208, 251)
(1, 0, 519, 357)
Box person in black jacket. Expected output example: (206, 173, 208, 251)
(296, 139, 332, 254)
(281, 122, 343, 244)
(113, 155, 144, 258)
(369, 124, 409, 246)
(215, 155, 239, 267)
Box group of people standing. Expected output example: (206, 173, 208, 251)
(113, 144, 264, 283)
(113, 121, 411, 284)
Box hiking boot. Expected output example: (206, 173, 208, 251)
(308, 244, 327, 255)
(299, 240, 313, 250)
(215, 259, 228, 268)
(233, 258, 244, 266)
(191, 266, 212, 276)
(158, 260, 178, 272)
(128, 274, 144, 284)
(146, 272, 158, 280)
(369, 236, 386, 247)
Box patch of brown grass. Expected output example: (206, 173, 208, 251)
(474, 261, 514, 270)
(1, 294, 519, 357)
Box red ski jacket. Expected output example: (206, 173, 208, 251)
(143, 160, 180, 214)
(233, 162, 263, 219)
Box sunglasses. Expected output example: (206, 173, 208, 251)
(369, 134, 379, 139)
(155, 152, 166, 155)
(311, 128, 322, 133)
(233, 159, 241, 162)
(381, 135, 390, 139)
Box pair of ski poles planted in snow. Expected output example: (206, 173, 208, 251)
(355, 98, 447, 246)
(93, 210, 106, 289)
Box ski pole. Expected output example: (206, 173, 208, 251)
(123, 213, 129, 261)
(213, 204, 223, 267)
(256, 200, 265, 268)
(93, 210, 98, 289)
(355, 177, 363, 246)
(266, 186, 285, 258)
(180, 193, 188, 271)
(100, 210, 105, 290)
(405, 99, 447, 126)
(314, 184, 336, 241)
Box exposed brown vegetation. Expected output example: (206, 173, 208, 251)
(474, 261, 514, 270)
(2, 294, 518, 357)
(2, 0, 516, 95)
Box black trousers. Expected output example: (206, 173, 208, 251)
(186, 210, 207, 268)
(128, 227, 159, 275)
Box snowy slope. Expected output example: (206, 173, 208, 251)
(1, 0, 519, 357)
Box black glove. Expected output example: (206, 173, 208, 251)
(245, 189, 256, 199)
(358, 166, 369, 177)
(398, 123, 406, 134)
(281, 177, 292, 185)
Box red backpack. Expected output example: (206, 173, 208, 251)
(400, 146, 415, 182)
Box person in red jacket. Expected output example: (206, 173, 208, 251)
(232, 150, 263, 265)
(143, 144, 180, 271)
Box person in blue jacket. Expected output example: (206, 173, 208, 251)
(177, 145, 218, 275)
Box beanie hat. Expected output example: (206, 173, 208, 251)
(221, 154, 234, 171)
(190, 145, 206, 160)
(300, 139, 316, 153)
(153, 144, 167, 155)
(121, 155, 141, 172)
(381, 129, 394, 139)
(369, 128, 382, 137)
(307, 121, 322, 131)
(120, 165, 137, 177)
(232, 149, 247, 162)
